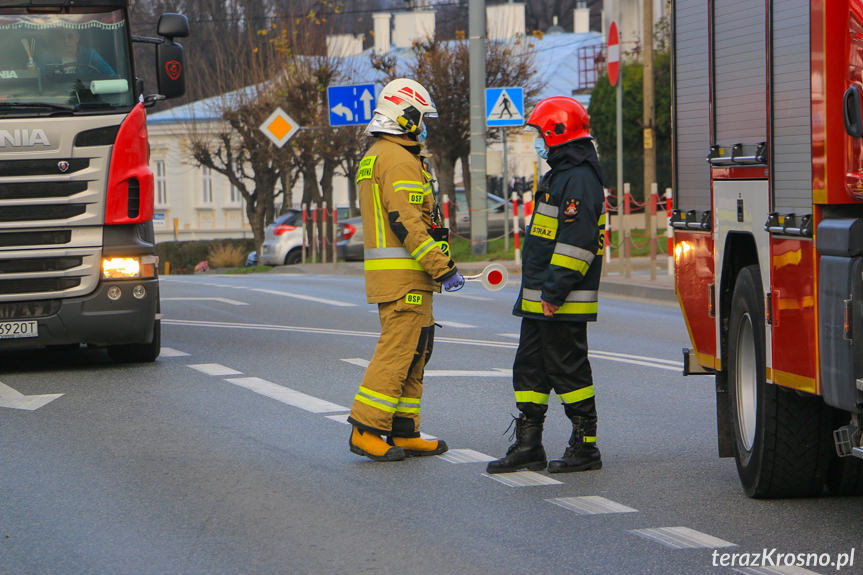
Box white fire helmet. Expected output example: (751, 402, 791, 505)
(372, 78, 438, 136)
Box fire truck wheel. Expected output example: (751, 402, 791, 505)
(728, 265, 831, 498)
(107, 319, 161, 364)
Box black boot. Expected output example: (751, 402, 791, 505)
(547, 418, 602, 473)
(486, 414, 547, 474)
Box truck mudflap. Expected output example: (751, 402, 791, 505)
(0, 278, 158, 350)
(817, 218, 863, 413)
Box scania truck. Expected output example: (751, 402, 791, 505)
(672, 0, 863, 497)
(0, 1, 187, 362)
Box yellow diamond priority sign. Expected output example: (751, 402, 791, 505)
(260, 107, 300, 148)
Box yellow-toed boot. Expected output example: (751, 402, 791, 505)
(349, 427, 406, 461)
(390, 436, 449, 457)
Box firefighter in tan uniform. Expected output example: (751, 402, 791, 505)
(348, 78, 465, 462)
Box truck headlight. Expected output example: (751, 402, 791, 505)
(102, 255, 157, 279)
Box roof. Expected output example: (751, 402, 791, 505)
(147, 31, 604, 126)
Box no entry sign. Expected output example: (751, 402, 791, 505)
(608, 21, 620, 87)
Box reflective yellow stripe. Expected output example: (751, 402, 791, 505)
(396, 396, 421, 414)
(583, 436, 597, 443)
(364, 258, 426, 271)
(550, 253, 590, 274)
(393, 180, 425, 193)
(514, 390, 550, 405)
(411, 237, 436, 261)
(372, 183, 386, 248)
(521, 300, 598, 315)
(530, 212, 558, 239)
(355, 386, 400, 414)
(597, 212, 607, 226)
(558, 385, 595, 404)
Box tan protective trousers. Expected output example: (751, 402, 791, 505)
(348, 290, 434, 435)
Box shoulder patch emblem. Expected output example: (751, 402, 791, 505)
(563, 198, 580, 217)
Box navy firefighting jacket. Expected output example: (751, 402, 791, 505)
(513, 139, 606, 322)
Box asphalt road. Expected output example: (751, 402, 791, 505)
(1, 272, 860, 575)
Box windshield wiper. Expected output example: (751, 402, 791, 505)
(0, 102, 76, 113)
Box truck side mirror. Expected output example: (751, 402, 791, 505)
(844, 84, 863, 138)
(158, 13, 190, 39)
(157, 40, 185, 99)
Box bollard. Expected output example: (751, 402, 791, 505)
(603, 188, 612, 267)
(301, 202, 308, 263)
(322, 201, 329, 264)
(332, 203, 338, 268)
(442, 193, 450, 230)
(164, 261, 170, 275)
(311, 206, 318, 264)
(623, 183, 632, 279)
(650, 183, 658, 281)
(667, 190, 674, 276)
(511, 191, 521, 262)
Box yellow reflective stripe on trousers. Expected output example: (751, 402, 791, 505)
(411, 237, 436, 261)
(355, 386, 399, 413)
(396, 396, 421, 414)
(583, 436, 597, 443)
(558, 385, 595, 404)
(515, 390, 550, 405)
(372, 183, 386, 248)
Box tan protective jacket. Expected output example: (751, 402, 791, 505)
(357, 135, 456, 303)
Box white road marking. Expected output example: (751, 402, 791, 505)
(436, 320, 476, 329)
(159, 347, 190, 357)
(188, 363, 243, 376)
(483, 471, 562, 487)
(249, 287, 357, 307)
(161, 297, 249, 306)
(439, 449, 496, 463)
(497, 333, 520, 339)
(225, 377, 348, 414)
(325, 413, 350, 424)
(340, 358, 510, 378)
(547, 496, 637, 515)
(165, 319, 682, 372)
(630, 526, 736, 549)
(448, 293, 492, 302)
(0, 381, 63, 411)
(733, 566, 824, 575)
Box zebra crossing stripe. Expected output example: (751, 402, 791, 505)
(483, 471, 563, 487)
(630, 526, 736, 549)
(188, 363, 243, 376)
(547, 496, 637, 515)
(439, 449, 496, 463)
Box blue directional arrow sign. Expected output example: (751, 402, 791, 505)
(485, 87, 524, 127)
(327, 84, 376, 127)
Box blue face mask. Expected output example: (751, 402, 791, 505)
(534, 136, 549, 160)
(418, 123, 428, 144)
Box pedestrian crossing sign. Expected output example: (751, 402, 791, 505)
(485, 87, 524, 127)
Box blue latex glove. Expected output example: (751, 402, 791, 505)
(442, 272, 465, 292)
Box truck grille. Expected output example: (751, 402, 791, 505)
(0, 158, 89, 177)
(0, 277, 81, 295)
(1, 181, 88, 200)
(0, 256, 83, 274)
(0, 299, 60, 319)
(0, 204, 87, 222)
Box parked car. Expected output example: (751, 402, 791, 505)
(336, 216, 364, 261)
(448, 188, 524, 238)
(260, 209, 304, 266)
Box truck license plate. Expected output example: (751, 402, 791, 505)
(0, 320, 38, 339)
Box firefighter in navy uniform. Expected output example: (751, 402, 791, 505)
(487, 96, 607, 474)
(347, 78, 465, 462)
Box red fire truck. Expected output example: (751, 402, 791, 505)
(0, 1, 187, 362)
(672, 0, 863, 497)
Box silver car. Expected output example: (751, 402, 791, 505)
(260, 209, 304, 266)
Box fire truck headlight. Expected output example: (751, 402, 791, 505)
(101, 255, 157, 279)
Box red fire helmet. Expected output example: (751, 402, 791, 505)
(526, 96, 591, 148)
